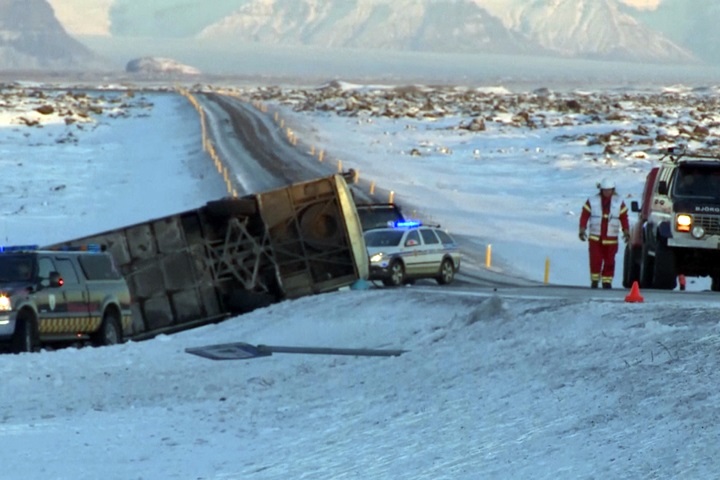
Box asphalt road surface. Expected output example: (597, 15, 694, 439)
(198, 91, 543, 289)
(198, 93, 337, 193)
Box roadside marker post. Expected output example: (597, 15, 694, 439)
(544, 257, 550, 284)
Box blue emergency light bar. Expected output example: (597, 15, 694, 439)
(392, 220, 422, 228)
(0, 245, 39, 253)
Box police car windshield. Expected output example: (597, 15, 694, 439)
(674, 166, 720, 200)
(364, 230, 405, 247)
(0, 255, 36, 282)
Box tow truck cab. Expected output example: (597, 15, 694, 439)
(623, 150, 720, 291)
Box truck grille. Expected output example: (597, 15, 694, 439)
(695, 215, 720, 236)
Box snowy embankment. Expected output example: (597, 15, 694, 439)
(0, 84, 226, 247)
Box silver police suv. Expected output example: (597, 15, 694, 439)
(364, 221, 461, 286)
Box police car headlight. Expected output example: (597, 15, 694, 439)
(0, 295, 11, 311)
(370, 253, 384, 263)
(691, 226, 705, 239)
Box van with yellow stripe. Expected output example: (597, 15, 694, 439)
(0, 245, 132, 353)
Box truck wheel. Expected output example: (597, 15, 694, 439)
(622, 245, 632, 288)
(12, 316, 37, 353)
(712, 276, 720, 292)
(436, 258, 455, 285)
(639, 243, 654, 289)
(93, 312, 122, 346)
(622, 245, 641, 288)
(299, 203, 342, 250)
(652, 241, 677, 290)
(383, 260, 405, 287)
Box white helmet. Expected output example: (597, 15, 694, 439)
(599, 178, 615, 190)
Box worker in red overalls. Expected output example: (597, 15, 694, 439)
(578, 178, 630, 289)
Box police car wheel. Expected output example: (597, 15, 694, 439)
(383, 260, 405, 287)
(436, 258, 455, 285)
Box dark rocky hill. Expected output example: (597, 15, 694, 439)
(0, 0, 105, 70)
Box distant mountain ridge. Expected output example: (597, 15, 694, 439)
(475, 0, 695, 64)
(196, 0, 547, 56)
(0, 0, 704, 71)
(631, 0, 720, 65)
(193, 0, 695, 64)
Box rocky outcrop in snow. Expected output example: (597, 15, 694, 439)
(125, 57, 201, 76)
(234, 82, 720, 159)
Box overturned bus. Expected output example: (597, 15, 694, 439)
(45, 174, 368, 339)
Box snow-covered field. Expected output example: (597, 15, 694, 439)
(1, 81, 719, 479)
(0, 85, 226, 245)
(248, 81, 720, 289)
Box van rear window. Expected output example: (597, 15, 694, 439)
(78, 254, 122, 280)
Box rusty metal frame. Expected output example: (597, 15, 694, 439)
(205, 217, 276, 291)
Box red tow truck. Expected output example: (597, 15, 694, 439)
(623, 149, 720, 291)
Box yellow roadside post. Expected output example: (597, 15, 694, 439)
(544, 257, 551, 284)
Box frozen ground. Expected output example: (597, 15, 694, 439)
(0, 82, 719, 479)
(0, 86, 227, 245)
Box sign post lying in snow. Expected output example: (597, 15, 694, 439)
(185, 342, 407, 360)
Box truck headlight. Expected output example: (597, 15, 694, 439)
(0, 295, 11, 312)
(676, 214, 692, 232)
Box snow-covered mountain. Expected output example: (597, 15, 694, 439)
(630, 0, 720, 65)
(0, 0, 105, 70)
(475, 0, 695, 63)
(190, 0, 696, 64)
(37, 0, 713, 71)
(197, 0, 544, 56)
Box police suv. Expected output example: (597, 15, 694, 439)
(364, 221, 461, 286)
(0, 245, 132, 353)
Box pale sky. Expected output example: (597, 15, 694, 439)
(47, 0, 114, 36)
(619, 0, 661, 9)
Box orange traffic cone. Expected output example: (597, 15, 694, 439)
(625, 281, 644, 303)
